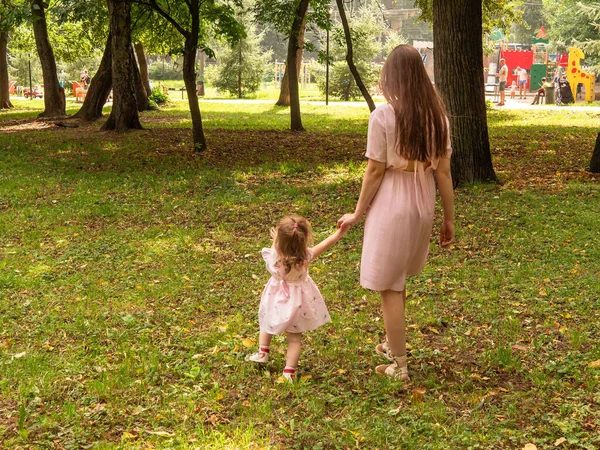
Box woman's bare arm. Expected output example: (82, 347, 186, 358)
(434, 156, 455, 247)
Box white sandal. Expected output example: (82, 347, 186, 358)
(376, 354, 409, 381)
(375, 337, 393, 362)
(246, 346, 270, 364)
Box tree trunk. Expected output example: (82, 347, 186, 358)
(73, 31, 113, 121)
(336, 0, 375, 112)
(237, 41, 242, 99)
(134, 42, 151, 96)
(287, 0, 309, 131)
(102, 0, 142, 132)
(590, 132, 600, 173)
(30, 0, 65, 117)
(183, 1, 207, 152)
(276, 15, 306, 107)
(132, 44, 150, 111)
(433, 0, 496, 186)
(0, 31, 13, 109)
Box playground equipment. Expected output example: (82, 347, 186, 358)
(567, 47, 595, 102)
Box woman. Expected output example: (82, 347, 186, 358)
(338, 45, 455, 380)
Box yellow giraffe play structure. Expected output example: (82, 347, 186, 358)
(567, 47, 596, 102)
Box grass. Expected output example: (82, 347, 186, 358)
(1, 99, 600, 449)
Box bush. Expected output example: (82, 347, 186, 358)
(148, 99, 159, 110)
(148, 87, 169, 104)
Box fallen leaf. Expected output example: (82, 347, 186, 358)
(588, 359, 600, 369)
(13, 352, 26, 358)
(241, 338, 254, 348)
(554, 437, 567, 446)
(523, 444, 537, 450)
(411, 387, 426, 402)
(145, 430, 175, 437)
(512, 344, 528, 351)
(300, 374, 312, 382)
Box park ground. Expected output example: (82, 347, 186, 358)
(0, 99, 599, 449)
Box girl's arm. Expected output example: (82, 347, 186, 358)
(310, 228, 346, 260)
(433, 156, 455, 247)
(337, 158, 386, 231)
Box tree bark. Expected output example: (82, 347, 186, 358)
(134, 42, 152, 96)
(0, 31, 13, 109)
(590, 132, 600, 173)
(433, 0, 496, 186)
(286, 0, 309, 131)
(276, 15, 306, 107)
(73, 31, 113, 121)
(102, 0, 142, 132)
(183, 0, 207, 152)
(132, 44, 150, 111)
(30, 0, 65, 117)
(336, 0, 375, 112)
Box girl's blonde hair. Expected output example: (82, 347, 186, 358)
(380, 44, 449, 161)
(274, 214, 313, 273)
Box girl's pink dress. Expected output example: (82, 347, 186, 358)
(258, 248, 330, 335)
(360, 103, 452, 292)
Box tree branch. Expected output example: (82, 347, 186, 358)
(133, 0, 189, 37)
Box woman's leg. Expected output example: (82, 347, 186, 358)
(381, 289, 407, 358)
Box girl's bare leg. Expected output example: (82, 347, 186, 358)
(259, 330, 273, 349)
(285, 332, 302, 368)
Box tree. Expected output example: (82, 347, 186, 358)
(591, 133, 600, 173)
(0, 1, 27, 109)
(433, 0, 496, 185)
(102, 0, 142, 132)
(331, 0, 377, 110)
(133, 0, 244, 151)
(134, 41, 151, 96)
(30, 0, 65, 117)
(286, 0, 309, 131)
(73, 30, 112, 121)
(213, 4, 271, 98)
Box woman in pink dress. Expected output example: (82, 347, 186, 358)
(338, 45, 455, 380)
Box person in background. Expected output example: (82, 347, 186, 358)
(497, 58, 508, 106)
(510, 80, 517, 99)
(517, 66, 528, 99)
(531, 77, 553, 105)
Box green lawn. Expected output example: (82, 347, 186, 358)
(0, 100, 599, 449)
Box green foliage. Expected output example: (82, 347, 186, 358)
(148, 57, 183, 80)
(8, 51, 43, 87)
(543, 0, 599, 59)
(213, 3, 271, 98)
(570, 2, 600, 74)
(148, 86, 169, 104)
(316, 3, 400, 101)
(415, 0, 523, 35)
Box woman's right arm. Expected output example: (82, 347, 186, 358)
(434, 156, 455, 247)
(337, 158, 386, 231)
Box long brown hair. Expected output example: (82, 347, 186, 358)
(274, 215, 313, 273)
(380, 45, 449, 161)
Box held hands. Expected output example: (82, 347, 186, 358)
(337, 213, 359, 232)
(440, 220, 455, 248)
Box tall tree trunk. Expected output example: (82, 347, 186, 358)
(336, 0, 375, 112)
(73, 31, 113, 121)
(590, 132, 600, 173)
(132, 44, 150, 111)
(183, 0, 207, 152)
(237, 41, 242, 99)
(276, 15, 306, 107)
(0, 31, 13, 109)
(287, 0, 309, 131)
(102, 0, 142, 132)
(433, 0, 496, 186)
(30, 0, 65, 117)
(134, 42, 151, 96)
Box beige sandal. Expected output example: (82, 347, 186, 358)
(376, 354, 409, 381)
(375, 337, 393, 362)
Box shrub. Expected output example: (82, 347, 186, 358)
(148, 87, 169, 104)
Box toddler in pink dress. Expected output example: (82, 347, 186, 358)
(247, 214, 346, 382)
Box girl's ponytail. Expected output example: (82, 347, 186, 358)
(275, 215, 313, 273)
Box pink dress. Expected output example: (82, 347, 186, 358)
(258, 248, 331, 335)
(360, 103, 452, 292)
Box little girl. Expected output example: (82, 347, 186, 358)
(247, 214, 346, 381)
(510, 80, 517, 99)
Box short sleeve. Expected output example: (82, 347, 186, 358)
(261, 247, 279, 277)
(365, 108, 387, 163)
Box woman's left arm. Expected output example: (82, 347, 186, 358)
(337, 158, 386, 231)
